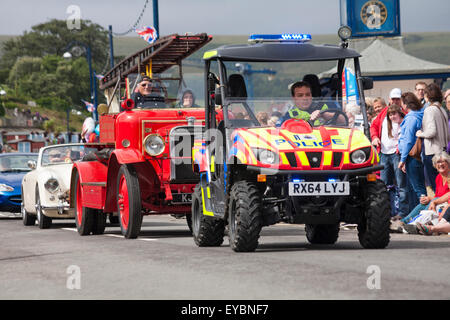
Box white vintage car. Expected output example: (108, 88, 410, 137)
(21, 143, 88, 228)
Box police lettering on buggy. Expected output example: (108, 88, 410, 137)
(274, 137, 344, 148)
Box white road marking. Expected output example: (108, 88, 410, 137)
(60, 228, 158, 241)
(105, 234, 158, 241)
(62, 228, 77, 232)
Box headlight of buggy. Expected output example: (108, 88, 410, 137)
(143, 134, 165, 156)
(44, 178, 59, 193)
(350, 149, 367, 164)
(252, 148, 279, 165)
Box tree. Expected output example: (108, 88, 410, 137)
(0, 19, 108, 71)
(8, 54, 95, 112)
(1, 19, 108, 112)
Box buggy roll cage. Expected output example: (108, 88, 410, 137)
(202, 42, 372, 138)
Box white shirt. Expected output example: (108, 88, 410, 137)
(381, 117, 400, 154)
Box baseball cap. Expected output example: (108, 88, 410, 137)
(139, 75, 152, 83)
(389, 88, 402, 99)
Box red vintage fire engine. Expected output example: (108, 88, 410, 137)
(69, 34, 212, 238)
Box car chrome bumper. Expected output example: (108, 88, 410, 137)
(41, 204, 71, 215)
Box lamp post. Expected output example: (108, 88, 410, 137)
(63, 41, 98, 121)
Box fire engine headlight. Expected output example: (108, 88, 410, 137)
(44, 178, 59, 193)
(144, 134, 165, 156)
(351, 149, 367, 164)
(253, 149, 278, 165)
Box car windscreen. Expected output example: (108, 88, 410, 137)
(0, 154, 38, 173)
(224, 98, 364, 129)
(42, 145, 88, 166)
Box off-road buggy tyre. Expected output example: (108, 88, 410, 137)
(305, 223, 340, 244)
(228, 180, 263, 252)
(191, 184, 225, 246)
(358, 180, 391, 249)
(117, 164, 143, 239)
(74, 171, 94, 235)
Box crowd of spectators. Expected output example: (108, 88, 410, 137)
(369, 82, 450, 235)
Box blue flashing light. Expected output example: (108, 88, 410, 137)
(249, 33, 312, 43)
(292, 178, 305, 183)
(328, 178, 336, 182)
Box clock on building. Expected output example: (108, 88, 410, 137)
(340, 0, 400, 38)
(360, 1, 388, 29)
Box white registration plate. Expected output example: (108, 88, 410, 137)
(289, 181, 350, 196)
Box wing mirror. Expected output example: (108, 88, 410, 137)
(214, 87, 223, 106)
(27, 160, 36, 170)
(361, 77, 373, 90)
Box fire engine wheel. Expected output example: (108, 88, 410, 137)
(228, 180, 263, 252)
(74, 171, 94, 236)
(305, 223, 340, 244)
(358, 180, 391, 249)
(191, 184, 225, 246)
(117, 164, 143, 239)
(92, 210, 106, 235)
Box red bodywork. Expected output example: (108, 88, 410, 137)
(70, 107, 208, 215)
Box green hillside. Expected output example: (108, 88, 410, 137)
(1, 31, 449, 133)
(112, 32, 450, 64)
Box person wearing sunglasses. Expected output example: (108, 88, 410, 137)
(132, 76, 166, 109)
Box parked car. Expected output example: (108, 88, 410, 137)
(0, 153, 38, 214)
(21, 144, 91, 228)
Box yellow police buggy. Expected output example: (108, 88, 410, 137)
(191, 28, 391, 252)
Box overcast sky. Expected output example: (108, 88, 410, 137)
(0, 0, 449, 36)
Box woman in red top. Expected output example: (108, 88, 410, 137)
(400, 151, 450, 224)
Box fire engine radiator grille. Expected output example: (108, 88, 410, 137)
(169, 126, 203, 183)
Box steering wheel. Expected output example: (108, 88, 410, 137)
(317, 108, 348, 126)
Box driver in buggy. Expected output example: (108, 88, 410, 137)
(279, 81, 346, 126)
(132, 75, 166, 109)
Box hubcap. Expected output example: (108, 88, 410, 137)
(118, 175, 129, 230)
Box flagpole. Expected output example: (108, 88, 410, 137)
(108, 25, 115, 69)
(93, 70, 99, 122)
(153, 0, 159, 40)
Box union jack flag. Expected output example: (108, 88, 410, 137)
(81, 99, 95, 113)
(135, 26, 158, 44)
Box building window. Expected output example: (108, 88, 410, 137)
(18, 142, 31, 153)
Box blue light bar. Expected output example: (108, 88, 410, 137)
(249, 33, 312, 43)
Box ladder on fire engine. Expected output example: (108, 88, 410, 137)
(99, 33, 212, 90)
